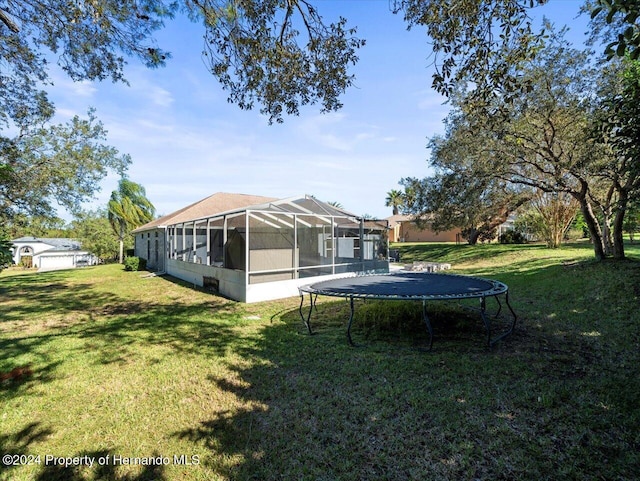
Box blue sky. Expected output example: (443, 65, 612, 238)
(49, 0, 590, 221)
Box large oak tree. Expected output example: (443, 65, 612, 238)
(0, 109, 130, 223)
(2, 0, 638, 238)
(404, 26, 639, 259)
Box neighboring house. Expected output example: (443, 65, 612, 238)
(387, 215, 462, 243)
(11, 237, 96, 270)
(387, 214, 531, 243)
(133, 192, 389, 303)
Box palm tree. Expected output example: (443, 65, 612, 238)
(385, 189, 404, 215)
(108, 179, 155, 264)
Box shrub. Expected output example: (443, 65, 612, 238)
(499, 230, 527, 244)
(124, 256, 146, 271)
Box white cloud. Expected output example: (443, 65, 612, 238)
(143, 84, 174, 107)
(51, 74, 97, 98)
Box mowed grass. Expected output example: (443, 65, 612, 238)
(1, 241, 639, 480)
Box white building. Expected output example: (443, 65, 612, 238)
(133, 193, 389, 303)
(11, 237, 96, 270)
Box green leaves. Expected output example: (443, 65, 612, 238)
(590, 0, 640, 60)
(194, 0, 364, 123)
(0, 1, 176, 128)
(108, 178, 155, 263)
(0, 232, 13, 271)
(0, 110, 130, 223)
(392, 0, 547, 102)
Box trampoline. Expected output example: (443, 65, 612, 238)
(298, 272, 517, 350)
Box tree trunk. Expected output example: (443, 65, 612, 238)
(601, 206, 614, 256)
(466, 228, 480, 245)
(118, 240, 124, 264)
(118, 224, 125, 264)
(579, 199, 607, 260)
(612, 190, 628, 260)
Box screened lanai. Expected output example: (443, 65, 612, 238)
(164, 195, 389, 302)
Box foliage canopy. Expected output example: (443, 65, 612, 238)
(108, 179, 155, 264)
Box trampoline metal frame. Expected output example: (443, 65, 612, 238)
(298, 272, 517, 350)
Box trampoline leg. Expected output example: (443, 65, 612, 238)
(422, 300, 434, 351)
(346, 296, 356, 346)
(479, 297, 492, 347)
(502, 291, 517, 337)
(494, 296, 503, 318)
(298, 293, 314, 335)
(485, 292, 518, 347)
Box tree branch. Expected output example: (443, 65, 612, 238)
(0, 8, 20, 33)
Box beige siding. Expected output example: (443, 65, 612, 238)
(388, 220, 461, 243)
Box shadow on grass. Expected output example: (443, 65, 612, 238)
(0, 299, 244, 371)
(0, 269, 246, 371)
(2, 261, 639, 480)
(2, 430, 167, 481)
(0, 422, 52, 459)
(172, 260, 640, 480)
(32, 450, 167, 481)
(0, 361, 62, 399)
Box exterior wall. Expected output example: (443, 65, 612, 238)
(36, 253, 93, 270)
(388, 225, 399, 243)
(247, 260, 389, 303)
(166, 258, 247, 302)
(166, 258, 389, 303)
(12, 241, 55, 265)
(397, 222, 461, 243)
(392, 219, 523, 243)
(135, 228, 166, 271)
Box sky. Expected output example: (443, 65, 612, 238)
(48, 0, 591, 221)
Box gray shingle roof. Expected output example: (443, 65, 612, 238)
(11, 237, 82, 251)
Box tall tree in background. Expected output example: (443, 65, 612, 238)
(0, 109, 129, 224)
(484, 28, 612, 258)
(71, 210, 121, 262)
(385, 190, 404, 215)
(108, 179, 155, 264)
(591, 57, 640, 258)
(399, 26, 631, 257)
(401, 138, 531, 245)
(527, 191, 580, 248)
(3, 215, 67, 239)
(0, 230, 12, 272)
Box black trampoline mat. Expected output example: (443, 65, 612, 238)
(301, 272, 507, 300)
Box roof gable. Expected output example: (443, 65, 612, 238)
(133, 192, 279, 232)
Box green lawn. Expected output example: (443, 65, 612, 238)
(1, 241, 639, 480)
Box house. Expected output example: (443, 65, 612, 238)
(387, 215, 462, 243)
(133, 193, 389, 303)
(131, 192, 275, 273)
(387, 214, 533, 244)
(10, 237, 96, 270)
